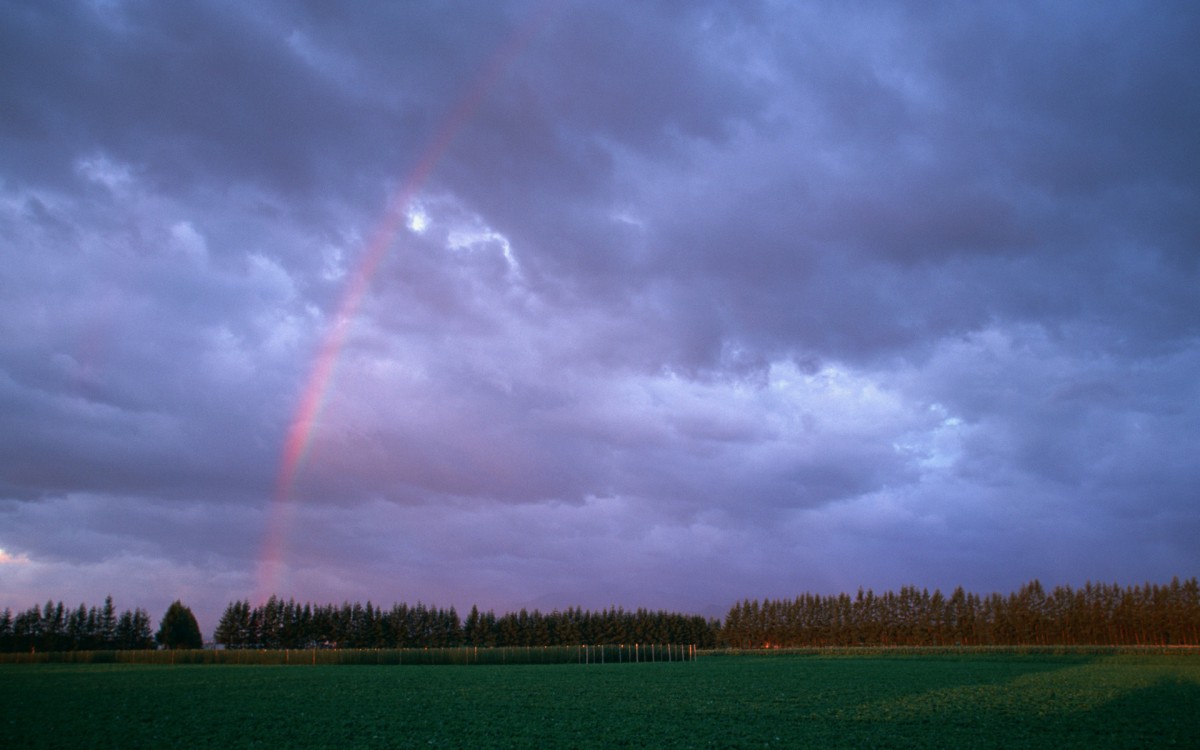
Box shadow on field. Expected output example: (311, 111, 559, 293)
(813, 652, 1101, 693)
(1080, 676, 1200, 746)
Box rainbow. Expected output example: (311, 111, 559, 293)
(255, 7, 555, 602)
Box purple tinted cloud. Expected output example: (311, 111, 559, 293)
(2, 0, 1198, 632)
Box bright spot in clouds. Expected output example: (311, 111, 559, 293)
(406, 205, 429, 234)
(75, 153, 132, 190)
(448, 227, 520, 275)
(0, 548, 31, 565)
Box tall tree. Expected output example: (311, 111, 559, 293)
(97, 595, 118, 649)
(156, 600, 203, 649)
(0, 608, 12, 652)
(116, 608, 154, 649)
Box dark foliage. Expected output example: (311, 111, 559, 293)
(213, 596, 719, 650)
(155, 600, 204, 650)
(0, 595, 153, 653)
(721, 578, 1200, 648)
(7, 578, 1196, 654)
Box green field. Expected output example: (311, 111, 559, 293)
(2, 653, 1198, 748)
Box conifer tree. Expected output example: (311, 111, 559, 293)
(99, 595, 118, 648)
(156, 600, 203, 649)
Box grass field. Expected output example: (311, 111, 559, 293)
(2, 652, 1198, 748)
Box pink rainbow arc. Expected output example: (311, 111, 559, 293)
(254, 9, 554, 604)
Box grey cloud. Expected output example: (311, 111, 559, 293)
(2, 1, 1198, 624)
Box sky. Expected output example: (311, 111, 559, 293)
(2, 0, 1198, 634)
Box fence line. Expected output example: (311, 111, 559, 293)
(0, 643, 699, 666)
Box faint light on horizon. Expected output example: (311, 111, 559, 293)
(0, 548, 31, 565)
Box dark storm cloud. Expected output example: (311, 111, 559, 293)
(2, 0, 1198, 628)
(592, 1, 1200, 366)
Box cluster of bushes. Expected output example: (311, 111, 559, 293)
(722, 578, 1200, 648)
(215, 596, 719, 649)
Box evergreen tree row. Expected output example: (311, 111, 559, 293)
(10, 578, 1196, 654)
(214, 596, 719, 649)
(721, 578, 1200, 648)
(0, 596, 154, 653)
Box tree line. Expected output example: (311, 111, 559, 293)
(0, 596, 154, 652)
(214, 596, 719, 649)
(721, 578, 1200, 648)
(0, 597, 205, 653)
(6, 578, 1197, 653)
